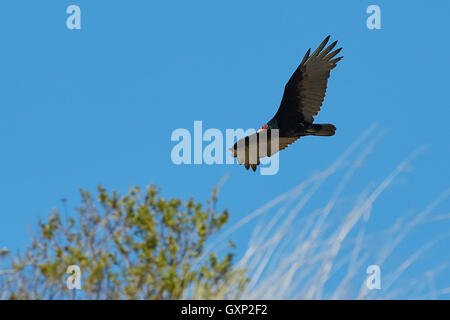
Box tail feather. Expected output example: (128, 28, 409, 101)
(307, 124, 336, 136)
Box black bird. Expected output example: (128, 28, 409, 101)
(231, 36, 343, 171)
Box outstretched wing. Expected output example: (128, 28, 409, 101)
(272, 35, 343, 127)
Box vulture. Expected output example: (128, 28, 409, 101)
(231, 35, 343, 171)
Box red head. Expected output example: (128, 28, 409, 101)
(257, 124, 268, 133)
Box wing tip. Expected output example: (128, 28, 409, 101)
(330, 56, 344, 64)
(300, 48, 311, 65)
(311, 36, 331, 57)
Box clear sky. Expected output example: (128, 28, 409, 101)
(1, 1, 449, 297)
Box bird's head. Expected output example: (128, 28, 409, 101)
(257, 124, 269, 133)
(229, 141, 239, 157)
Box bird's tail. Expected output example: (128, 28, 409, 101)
(306, 124, 336, 136)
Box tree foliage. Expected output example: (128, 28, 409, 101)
(0, 185, 247, 299)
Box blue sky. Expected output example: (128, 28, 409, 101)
(1, 1, 449, 297)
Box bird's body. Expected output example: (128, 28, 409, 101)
(231, 36, 343, 171)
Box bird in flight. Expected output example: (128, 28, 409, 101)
(231, 35, 343, 171)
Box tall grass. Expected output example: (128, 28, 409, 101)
(194, 125, 450, 299)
